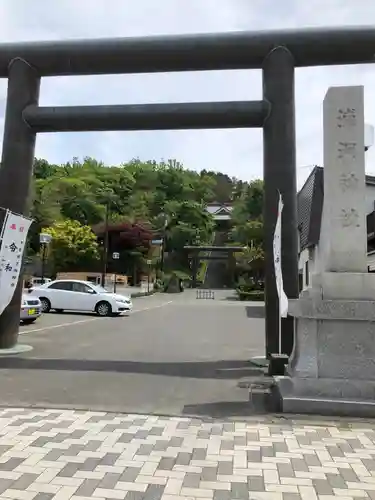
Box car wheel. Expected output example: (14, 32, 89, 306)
(40, 297, 51, 313)
(55, 309, 64, 313)
(22, 318, 36, 325)
(95, 301, 112, 317)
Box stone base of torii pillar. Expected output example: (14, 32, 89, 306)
(273, 86, 375, 417)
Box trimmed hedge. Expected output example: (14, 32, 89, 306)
(237, 290, 264, 301)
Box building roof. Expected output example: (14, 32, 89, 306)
(298, 166, 323, 252)
(205, 203, 233, 220)
(205, 203, 233, 215)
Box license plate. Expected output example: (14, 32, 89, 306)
(28, 309, 36, 316)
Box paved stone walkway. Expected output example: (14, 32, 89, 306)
(0, 408, 374, 499)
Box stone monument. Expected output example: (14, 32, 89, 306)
(274, 85, 375, 416)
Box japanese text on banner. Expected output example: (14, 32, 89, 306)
(0, 211, 33, 315)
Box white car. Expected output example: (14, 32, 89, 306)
(28, 279, 132, 316)
(20, 294, 42, 324)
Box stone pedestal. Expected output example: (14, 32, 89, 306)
(274, 86, 375, 416)
(275, 277, 375, 416)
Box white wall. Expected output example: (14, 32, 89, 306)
(298, 247, 318, 290)
(365, 184, 375, 214)
(298, 183, 375, 290)
(300, 244, 375, 288)
(368, 252, 375, 271)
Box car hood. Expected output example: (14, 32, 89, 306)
(103, 293, 131, 302)
(22, 294, 41, 304)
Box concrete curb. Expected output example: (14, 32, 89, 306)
(130, 290, 156, 299)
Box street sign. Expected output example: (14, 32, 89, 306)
(151, 239, 163, 245)
(112, 252, 120, 259)
(39, 233, 52, 244)
(146, 259, 152, 265)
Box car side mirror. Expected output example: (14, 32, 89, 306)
(88, 289, 96, 294)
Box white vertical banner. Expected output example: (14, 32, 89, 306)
(0, 211, 33, 315)
(273, 192, 289, 326)
(0, 210, 10, 306)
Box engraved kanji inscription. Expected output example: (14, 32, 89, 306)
(337, 141, 357, 161)
(341, 208, 360, 227)
(336, 107, 357, 128)
(339, 172, 359, 191)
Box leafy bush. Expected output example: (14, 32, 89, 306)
(163, 269, 190, 292)
(236, 289, 264, 301)
(153, 278, 164, 290)
(236, 277, 257, 293)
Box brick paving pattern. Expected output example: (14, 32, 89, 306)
(0, 409, 374, 499)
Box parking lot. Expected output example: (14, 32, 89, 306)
(1, 290, 265, 417)
(19, 293, 172, 336)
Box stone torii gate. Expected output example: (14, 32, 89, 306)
(0, 27, 374, 354)
(184, 245, 244, 288)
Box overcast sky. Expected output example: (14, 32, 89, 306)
(0, 0, 375, 186)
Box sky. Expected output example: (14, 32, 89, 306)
(0, 0, 375, 187)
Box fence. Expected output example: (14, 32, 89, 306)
(196, 289, 215, 300)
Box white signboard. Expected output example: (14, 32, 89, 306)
(0, 211, 33, 314)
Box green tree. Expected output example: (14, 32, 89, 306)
(231, 179, 264, 286)
(166, 201, 214, 252)
(28, 156, 251, 276)
(43, 219, 100, 272)
(231, 220, 263, 247)
(235, 179, 264, 222)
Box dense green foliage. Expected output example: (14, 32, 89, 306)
(229, 179, 265, 296)
(42, 220, 100, 273)
(29, 157, 263, 281)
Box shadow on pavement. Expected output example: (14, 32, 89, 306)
(245, 306, 265, 318)
(182, 401, 263, 417)
(0, 358, 264, 379)
(182, 401, 253, 418)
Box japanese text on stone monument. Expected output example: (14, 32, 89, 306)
(339, 172, 359, 191)
(341, 208, 360, 228)
(336, 107, 357, 128)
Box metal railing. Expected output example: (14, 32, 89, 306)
(196, 289, 215, 300)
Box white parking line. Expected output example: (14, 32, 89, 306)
(132, 301, 173, 314)
(19, 317, 100, 334)
(19, 301, 173, 335)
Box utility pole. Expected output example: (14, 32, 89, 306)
(160, 213, 168, 273)
(112, 252, 120, 293)
(101, 202, 109, 287)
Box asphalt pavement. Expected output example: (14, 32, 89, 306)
(1, 290, 265, 417)
(0, 295, 370, 500)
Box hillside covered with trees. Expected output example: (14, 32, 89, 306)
(29, 157, 264, 287)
